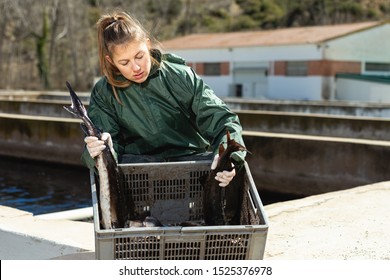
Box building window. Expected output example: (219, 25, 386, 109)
(235, 84, 243, 97)
(204, 63, 221, 76)
(365, 62, 390, 73)
(286, 61, 308, 76)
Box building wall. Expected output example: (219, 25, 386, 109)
(202, 76, 232, 97)
(336, 77, 390, 102)
(166, 24, 390, 101)
(270, 60, 361, 100)
(171, 45, 364, 100)
(268, 76, 323, 100)
(325, 23, 390, 62)
(171, 44, 323, 62)
(272, 60, 361, 76)
(170, 45, 323, 99)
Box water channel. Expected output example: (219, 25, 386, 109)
(0, 156, 91, 215)
(0, 155, 299, 215)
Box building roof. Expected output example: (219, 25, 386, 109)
(162, 21, 382, 50)
(336, 73, 390, 85)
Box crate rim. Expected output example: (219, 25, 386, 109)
(119, 159, 211, 168)
(91, 160, 269, 260)
(91, 160, 269, 233)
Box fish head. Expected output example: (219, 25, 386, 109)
(225, 129, 250, 154)
(218, 142, 226, 156)
(64, 81, 100, 137)
(143, 216, 163, 227)
(63, 81, 87, 118)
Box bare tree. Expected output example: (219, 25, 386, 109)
(49, 0, 62, 69)
(0, 0, 12, 87)
(0, 0, 388, 91)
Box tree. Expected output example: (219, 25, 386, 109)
(32, 7, 50, 88)
(0, 0, 389, 91)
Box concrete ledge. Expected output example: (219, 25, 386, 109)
(3, 98, 390, 140)
(2, 181, 388, 260)
(0, 99, 78, 118)
(0, 90, 90, 102)
(224, 98, 390, 118)
(244, 131, 390, 196)
(264, 180, 390, 259)
(0, 113, 84, 165)
(1, 114, 390, 196)
(2, 101, 390, 196)
(237, 109, 390, 140)
(51, 251, 95, 260)
(0, 206, 94, 260)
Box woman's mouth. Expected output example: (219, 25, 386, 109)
(133, 72, 144, 80)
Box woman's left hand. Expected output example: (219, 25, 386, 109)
(211, 154, 236, 187)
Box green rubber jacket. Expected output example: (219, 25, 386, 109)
(82, 51, 245, 169)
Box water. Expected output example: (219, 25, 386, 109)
(0, 156, 299, 216)
(0, 156, 91, 215)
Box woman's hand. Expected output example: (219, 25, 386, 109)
(211, 154, 236, 187)
(84, 132, 112, 158)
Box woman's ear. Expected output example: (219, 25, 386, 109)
(105, 55, 114, 65)
(146, 38, 151, 49)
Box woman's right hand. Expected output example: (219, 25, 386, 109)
(84, 132, 111, 158)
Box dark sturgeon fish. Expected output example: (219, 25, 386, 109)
(202, 130, 248, 226)
(64, 81, 133, 229)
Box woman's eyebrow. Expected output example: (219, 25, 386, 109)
(118, 58, 129, 63)
(117, 51, 143, 63)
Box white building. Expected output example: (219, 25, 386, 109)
(162, 21, 390, 102)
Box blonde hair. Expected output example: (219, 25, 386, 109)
(96, 10, 160, 102)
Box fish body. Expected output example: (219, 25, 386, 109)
(64, 81, 133, 229)
(126, 211, 163, 227)
(202, 130, 247, 225)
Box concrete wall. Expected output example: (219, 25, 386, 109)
(5, 98, 390, 143)
(0, 113, 84, 166)
(0, 90, 90, 101)
(243, 131, 390, 196)
(6, 96, 390, 119)
(236, 110, 390, 140)
(0, 99, 75, 118)
(2, 95, 390, 196)
(1, 112, 390, 196)
(224, 98, 390, 118)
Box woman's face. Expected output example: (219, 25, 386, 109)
(107, 39, 152, 84)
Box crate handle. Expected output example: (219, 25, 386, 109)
(247, 189, 258, 215)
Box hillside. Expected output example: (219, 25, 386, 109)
(0, 0, 389, 90)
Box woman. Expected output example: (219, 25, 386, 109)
(82, 10, 246, 187)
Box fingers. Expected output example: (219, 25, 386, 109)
(215, 168, 236, 187)
(101, 132, 110, 142)
(84, 136, 106, 158)
(101, 132, 116, 156)
(211, 154, 219, 170)
(84, 136, 99, 144)
(211, 153, 236, 187)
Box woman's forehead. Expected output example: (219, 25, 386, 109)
(111, 40, 148, 59)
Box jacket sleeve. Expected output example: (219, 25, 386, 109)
(189, 69, 247, 164)
(81, 80, 122, 169)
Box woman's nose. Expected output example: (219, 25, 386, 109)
(132, 63, 141, 71)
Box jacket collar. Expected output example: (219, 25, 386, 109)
(149, 49, 162, 77)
